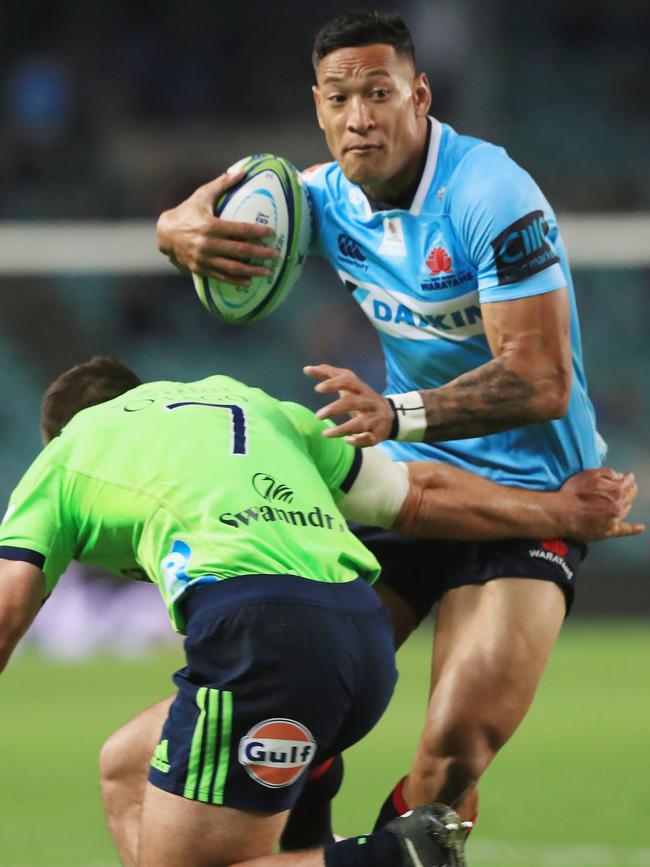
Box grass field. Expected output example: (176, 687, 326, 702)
(2, 620, 649, 867)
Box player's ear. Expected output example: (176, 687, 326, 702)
(312, 85, 325, 130)
(413, 72, 432, 117)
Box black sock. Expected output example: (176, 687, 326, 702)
(373, 776, 409, 831)
(324, 830, 403, 867)
(280, 754, 344, 850)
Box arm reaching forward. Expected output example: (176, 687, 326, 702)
(337, 448, 643, 543)
(393, 462, 642, 542)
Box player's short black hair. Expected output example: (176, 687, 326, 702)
(312, 10, 415, 70)
(41, 355, 141, 443)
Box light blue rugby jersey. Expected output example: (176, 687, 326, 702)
(302, 118, 605, 491)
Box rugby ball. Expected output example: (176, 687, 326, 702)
(192, 154, 312, 324)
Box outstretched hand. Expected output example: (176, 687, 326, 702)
(304, 363, 394, 447)
(156, 170, 279, 286)
(560, 467, 645, 541)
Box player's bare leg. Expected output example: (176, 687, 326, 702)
(98, 671, 467, 867)
(99, 697, 173, 867)
(403, 577, 566, 815)
(137, 783, 289, 867)
(99, 697, 342, 860)
(138, 782, 467, 867)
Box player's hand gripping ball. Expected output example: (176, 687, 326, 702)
(193, 154, 312, 324)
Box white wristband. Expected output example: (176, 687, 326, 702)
(386, 391, 427, 442)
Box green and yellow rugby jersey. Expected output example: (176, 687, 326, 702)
(0, 376, 380, 632)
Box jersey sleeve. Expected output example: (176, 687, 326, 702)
(300, 164, 332, 257)
(337, 448, 409, 529)
(450, 144, 568, 303)
(279, 401, 362, 499)
(0, 447, 77, 596)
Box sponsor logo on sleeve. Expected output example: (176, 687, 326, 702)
(491, 210, 559, 286)
(239, 718, 316, 788)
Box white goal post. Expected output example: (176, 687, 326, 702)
(0, 214, 648, 274)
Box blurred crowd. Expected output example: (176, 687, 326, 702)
(1, 0, 649, 218)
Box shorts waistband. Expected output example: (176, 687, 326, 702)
(180, 574, 380, 625)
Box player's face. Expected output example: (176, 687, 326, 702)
(313, 44, 431, 200)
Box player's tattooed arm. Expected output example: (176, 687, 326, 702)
(306, 289, 572, 446)
(417, 355, 536, 440)
(0, 560, 44, 673)
(417, 289, 572, 441)
(305, 353, 553, 446)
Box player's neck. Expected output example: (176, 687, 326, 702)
(362, 117, 430, 209)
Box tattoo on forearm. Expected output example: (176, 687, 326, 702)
(421, 357, 536, 441)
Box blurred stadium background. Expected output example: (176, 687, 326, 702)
(1, 1, 649, 865)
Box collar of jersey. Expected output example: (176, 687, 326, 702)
(359, 116, 443, 217)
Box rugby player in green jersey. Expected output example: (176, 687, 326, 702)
(0, 357, 641, 867)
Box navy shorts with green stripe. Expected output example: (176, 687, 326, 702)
(148, 574, 396, 812)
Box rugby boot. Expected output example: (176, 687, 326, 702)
(385, 803, 472, 867)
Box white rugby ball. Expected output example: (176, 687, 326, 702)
(192, 154, 311, 324)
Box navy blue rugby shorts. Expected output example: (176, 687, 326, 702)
(148, 574, 396, 812)
(352, 527, 588, 624)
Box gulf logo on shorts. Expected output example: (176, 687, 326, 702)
(238, 718, 316, 788)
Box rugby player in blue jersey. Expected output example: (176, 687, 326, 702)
(155, 7, 625, 848)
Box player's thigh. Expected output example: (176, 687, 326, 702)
(138, 781, 287, 867)
(100, 696, 174, 784)
(430, 578, 566, 739)
(429, 533, 586, 706)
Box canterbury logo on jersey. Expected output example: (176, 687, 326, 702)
(339, 271, 484, 342)
(337, 233, 366, 262)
